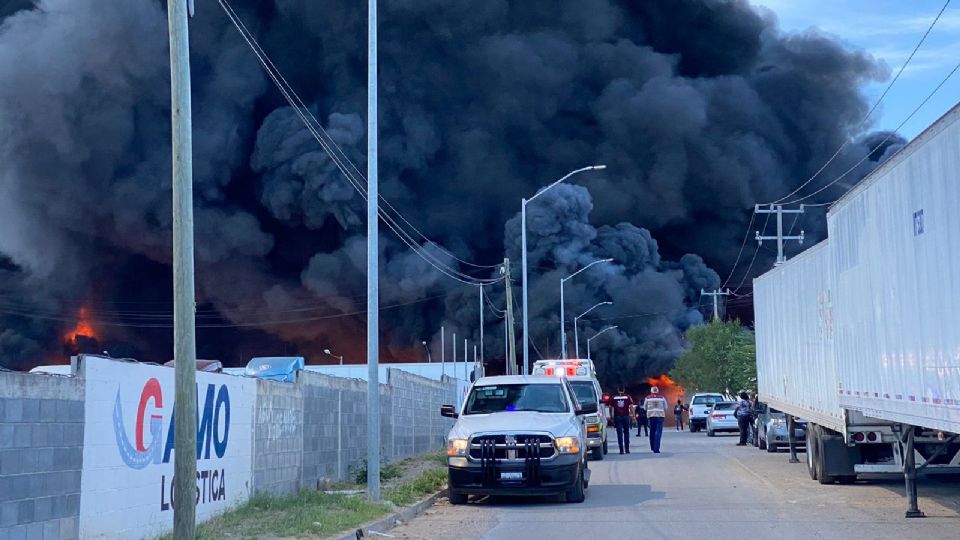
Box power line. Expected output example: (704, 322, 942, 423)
(767, 0, 951, 205)
(217, 0, 502, 286)
(732, 212, 771, 294)
(0, 292, 451, 329)
(721, 210, 757, 289)
(786, 58, 960, 205)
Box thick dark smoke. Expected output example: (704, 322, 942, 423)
(0, 0, 901, 384)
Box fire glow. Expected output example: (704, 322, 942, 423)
(647, 374, 677, 388)
(63, 307, 97, 354)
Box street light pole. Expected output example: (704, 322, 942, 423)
(575, 301, 612, 358)
(587, 325, 618, 360)
(559, 258, 612, 358)
(323, 348, 344, 365)
(365, 0, 381, 502)
(521, 165, 606, 373)
(421, 341, 432, 363)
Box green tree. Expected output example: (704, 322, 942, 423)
(671, 319, 756, 394)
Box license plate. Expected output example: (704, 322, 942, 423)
(500, 472, 523, 481)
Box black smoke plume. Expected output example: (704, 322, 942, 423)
(0, 0, 901, 385)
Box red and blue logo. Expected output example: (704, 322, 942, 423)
(113, 378, 231, 469)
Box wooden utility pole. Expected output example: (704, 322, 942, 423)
(167, 0, 198, 536)
(503, 259, 517, 375)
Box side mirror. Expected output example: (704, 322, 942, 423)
(577, 401, 599, 415)
(440, 404, 458, 419)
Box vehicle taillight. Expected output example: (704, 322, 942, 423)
(711, 413, 725, 419)
(545, 368, 554, 376)
(567, 367, 575, 376)
(866, 432, 878, 442)
(853, 432, 865, 442)
(587, 424, 600, 433)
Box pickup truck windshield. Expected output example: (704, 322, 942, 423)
(464, 384, 569, 414)
(693, 395, 722, 406)
(570, 381, 597, 405)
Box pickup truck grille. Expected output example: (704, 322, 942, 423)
(468, 434, 556, 461)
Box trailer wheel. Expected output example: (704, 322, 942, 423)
(806, 426, 819, 481)
(815, 426, 837, 485)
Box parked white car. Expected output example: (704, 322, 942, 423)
(441, 375, 594, 504)
(705, 401, 739, 436)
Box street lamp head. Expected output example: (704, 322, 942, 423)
(592, 165, 607, 170)
(421, 341, 427, 346)
(323, 349, 331, 355)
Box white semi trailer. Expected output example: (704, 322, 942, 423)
(755, 103, 960, 517)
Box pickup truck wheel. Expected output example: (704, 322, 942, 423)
(591, 445, 604, 460)
(447, 475, 467, 505)
(565, 464, 586, 503)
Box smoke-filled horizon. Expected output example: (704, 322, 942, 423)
(0, 0, 902, 383)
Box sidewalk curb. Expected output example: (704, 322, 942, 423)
(331, 489, 448, 540)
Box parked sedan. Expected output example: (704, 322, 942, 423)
(705, 402, 739, 436)
(756, 404, 807, 452)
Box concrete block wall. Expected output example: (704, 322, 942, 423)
(0, 372, 84, 540)
(252, 369, 456, 495)
(252, 379, 304, 496)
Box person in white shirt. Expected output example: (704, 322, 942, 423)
(644, 386, 668, 453)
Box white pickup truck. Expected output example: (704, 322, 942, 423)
(440, 375, 594, 504)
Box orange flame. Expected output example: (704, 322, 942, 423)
(63, 308, 97, 351)
(647, 374, 676, 387)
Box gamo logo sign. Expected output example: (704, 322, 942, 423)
(113, 378, 231, 469)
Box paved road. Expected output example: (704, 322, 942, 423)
(389, 430, 960, 539)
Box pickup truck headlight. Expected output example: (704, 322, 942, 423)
(555, 436, 580, 454)
(447, 439, 468, 457)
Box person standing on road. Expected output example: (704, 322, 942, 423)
(611, 386, 635, 454)
(673, 399, 687, 431)
(734, 392, 753, 446)
(644, 386, 668, 453)
(636, 398, 648, 437)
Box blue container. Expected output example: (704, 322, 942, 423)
(245, 356, 305, 382)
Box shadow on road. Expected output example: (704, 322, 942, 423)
(470, 482, 665, 509)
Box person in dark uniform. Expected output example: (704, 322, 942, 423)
(636, 399, 648, 437)
(611, 386, 635, 454)
(674, 399, 688, 431)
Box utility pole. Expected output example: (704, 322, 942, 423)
(463, 338, 468, 381)
(440, 325, 445, 377)
(366, 0, 381, 502)
(167, 0, 197, 536)
(700, 289, 732, 321)
(503, 259, 518, 375)
(478, 284, 484, 369)
(755, 204, 804, 266)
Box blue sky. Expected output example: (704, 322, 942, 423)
(752, 0, 960, 140)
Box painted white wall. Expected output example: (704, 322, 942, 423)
(78, 356, 256, 539)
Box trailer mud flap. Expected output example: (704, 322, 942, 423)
(820, 428, 860, 477)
